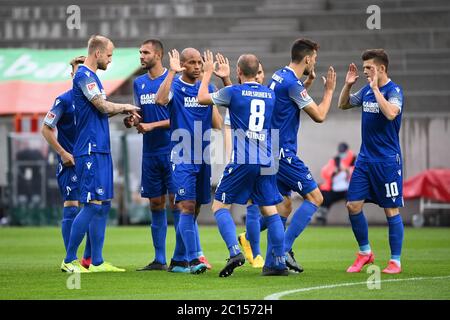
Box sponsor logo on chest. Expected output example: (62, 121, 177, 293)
(140, 93, 156, 105)
(184, 96, 208, 108)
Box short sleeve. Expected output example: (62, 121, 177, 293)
(224, 109, 231, 126)
(211, 86, 233, 107)
(387, 86, 403, 111)
(349, 87, 365, 107)
(43, 97, 65, 128)
(288, 81, 313, 109)
(133, 81, 140, 107)
(75, 72, 102, 101)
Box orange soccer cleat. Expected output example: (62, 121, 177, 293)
(199, 255, 212, 270)
(346, 252, 375, 273)
(382, 260, 402, 274)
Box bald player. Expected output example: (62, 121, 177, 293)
(61, 35, 140, 273)
(155, 48, 229, 274)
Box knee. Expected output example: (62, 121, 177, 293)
(306, 189, 323, 207)
(180, 201, 196, 214)
(346, 201, 362, 214)
(212, 200, 226, 214)
(150, 197, 165, 211)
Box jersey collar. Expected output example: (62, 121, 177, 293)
(178, 77, 196, 86)
(148, 68, 167, 81)
(285, 66, 302, 82)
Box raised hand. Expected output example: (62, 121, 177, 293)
(168, 49, 186, 73)
(345, 63, 359, 85)
(307, 67, 316, 81)
(202, 50, 215, 75)
(213, 52, 230, 79)
(322, 66, 336, 92)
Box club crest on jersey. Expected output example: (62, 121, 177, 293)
(71, 175, 77, 182)
(96, 187, 104, 195)
(178, 188, 185, 196)
(306, 173, 313, 180)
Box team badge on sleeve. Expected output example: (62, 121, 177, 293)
(300, 89, 309, 99)
(87, 82, 97, 93)
(44, 111, 56, 124)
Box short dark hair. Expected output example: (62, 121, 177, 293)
(141, 39, 164, 56)
(237, 54, 260, 77)
(291, 38, 319, 63)
(88, 35, 112, 55)
(69, 56, 86, 71)
(362, 49, 389, 71)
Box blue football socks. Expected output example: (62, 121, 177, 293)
(215, 208, 240, 257)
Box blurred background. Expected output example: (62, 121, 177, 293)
(0, 0, 449, 227)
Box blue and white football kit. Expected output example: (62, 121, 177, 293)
(269, 66, 321, 258)
(270, 66, 318, 197)
(212, 82, 285, 271)
(347, 80, 404, 208)
(346, 78, 404, 269)
(165, 77, 215, 268)
(73, 65, 113, 203)
(212, 83, 282, 206)
(133, 70, 176, 199)
(44, 90, 79, 202)
(167, 77, 215, 205)
(64, 65, 113, 266)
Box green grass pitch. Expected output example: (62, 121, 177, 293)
(1, 225, 449, 300)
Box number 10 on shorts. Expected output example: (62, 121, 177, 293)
(385, 182, 399, 198)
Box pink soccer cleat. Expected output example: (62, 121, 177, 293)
(199, 255, 212, 270)
(382, 260, 402, 274)
(346, 252, 375, 273)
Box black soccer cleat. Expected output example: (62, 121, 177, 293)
(136, 260, 168, 271)
(285, 250, 304, 273)
(219, 252, 245, 277)
(167, 259, 190, 273)
(189, 258, 208, 275)
(261, 266, 289, 276)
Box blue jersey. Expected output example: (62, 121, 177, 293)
(269, 67, 313, 157)
(133, 70, 170, 156)
(72, 65, 109, 156)
(167, 77, 215, 164)
(212, 82, 276, 165)
(349, 79, 403, 162)
(43, 89, 76, 161)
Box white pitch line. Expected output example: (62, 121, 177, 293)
(264, 275, 450, 300)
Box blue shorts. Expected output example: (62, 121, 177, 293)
(347, 159, 404, 208)
(75, 153, 114, 203)
(276, 155, 318, 197)
(215, 163, 283, 206)
(56, 163, 79, 202)
(141, 154, 176, 198)
(172, 163, 211, 204)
